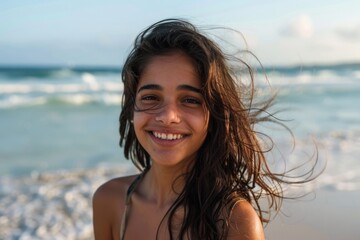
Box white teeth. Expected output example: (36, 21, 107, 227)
(153, 132, 184, 140)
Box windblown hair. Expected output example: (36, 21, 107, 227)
(119, 19, 318, 240)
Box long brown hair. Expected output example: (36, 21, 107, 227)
(119, 19, 319, 240)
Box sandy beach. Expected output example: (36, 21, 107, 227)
(265, 189, 360, 240)
(1, 165, 359, 239)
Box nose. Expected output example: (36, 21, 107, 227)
(155, 102, 181, 125)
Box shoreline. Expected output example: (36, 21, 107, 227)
(1, 166, 359, 239)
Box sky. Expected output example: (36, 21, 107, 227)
(0, 0, 359, 67)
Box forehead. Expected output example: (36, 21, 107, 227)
(138, 51, 201, 89)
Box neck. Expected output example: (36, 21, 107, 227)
(140, 163, 188, 208)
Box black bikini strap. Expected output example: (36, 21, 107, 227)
(120, 169, 148, 240)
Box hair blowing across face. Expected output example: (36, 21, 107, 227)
(119, 19, 319, 240)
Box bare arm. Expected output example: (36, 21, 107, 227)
(92, 176, 136, 240)
(227, 200, 265, 240)
(93, 185, 114, 240)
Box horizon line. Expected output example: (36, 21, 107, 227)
(0, 61, 359, 70)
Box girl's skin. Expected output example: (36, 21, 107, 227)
(93, 51, 264, 239)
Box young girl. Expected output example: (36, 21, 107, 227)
(93, 19, 317, 240)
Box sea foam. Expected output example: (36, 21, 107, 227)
(0, 165, 137, 240)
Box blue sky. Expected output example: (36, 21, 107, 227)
(1, 0, 359, 66)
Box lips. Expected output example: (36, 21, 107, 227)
(152, 131, 184, 140)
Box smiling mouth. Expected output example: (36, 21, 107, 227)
(152, 131, 185, 140)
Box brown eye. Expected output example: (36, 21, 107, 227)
(141, 95, 158, 101)
(136, 95, 161, 110)
(182, 97, 201, 105)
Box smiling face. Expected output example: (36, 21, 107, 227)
(133, 51, 209, 169)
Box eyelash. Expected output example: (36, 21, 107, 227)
(138, 95, 202, 107)
(182, 97, 201, 105)
(141, 95, 159, 101)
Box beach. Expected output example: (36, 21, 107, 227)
(265, 189, 360, 240)
(1, 165, 359, 239)
(0, 165, 137, 239)
(1, 65, 359, 239)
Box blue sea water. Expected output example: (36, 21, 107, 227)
(0, 64, 360, 177)
(0, 64, 359, 238)
(0, 67, 126, 176)
(1, 64, 360, 180)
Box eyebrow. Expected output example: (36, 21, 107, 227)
(177, 84, 201, 93)
(137, 84, 201, 94)
(137, 84, 161, 93)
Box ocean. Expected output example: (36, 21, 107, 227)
(0, 64, 359, 239)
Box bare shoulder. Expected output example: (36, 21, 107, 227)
(92, 174, 139, 240)
(227, 200, 265, 240)
(93, 174, 138, 202)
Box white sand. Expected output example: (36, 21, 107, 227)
(265, 189, 360, 240)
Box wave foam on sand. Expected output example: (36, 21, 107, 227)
(0, 165, 136, 240)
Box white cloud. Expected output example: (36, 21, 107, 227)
(254, 30, 360, 66)
(336, 23, 360, 40)
(280, 15, 314, 39)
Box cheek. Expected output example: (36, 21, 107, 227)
(133, 112, 146, 136)
(201, 110, 210, 131)
(195, 111, 210, 138)
(133, 109, 147, 121)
